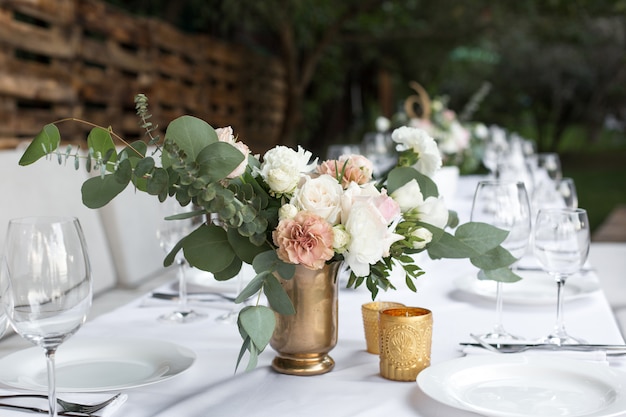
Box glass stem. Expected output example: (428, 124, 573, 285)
(177, 260, 189, 313)
(554, 276, 566, 336)
(493, 281, 505, 334)
(45, 347, 57, 417)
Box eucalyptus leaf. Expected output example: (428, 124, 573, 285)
(238, 305, 276, 351)
(263, 274, 295, 315)
(81, 174, 129, 208)
(470, 245, 517, 270)
(134, 157, 155, 178)
(163, 115, 217, 167)
(181, 223, 235, 272)
(19, 124, 60, 165)
(426, 231, 478, 259)
(87, 127, 117, 172)
(478, 267, 522, 283)
(456, 222, 509, 254)
(146, 167, 169, 195)
(113, 158, 132, 184)
(386, 166, 438, 198)
(235, 272, 266, 303)
(196, 142, 245, 182)
(213, 256, 242, 281)
(227, 228, 271, 264)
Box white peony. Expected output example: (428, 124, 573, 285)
(257, 145, 317, 195)
(291, 174, 343, 225)
(391, 126, 442, 177)
(415, 196, 449, 229)
(343, 200, 403, 277)
(340, 182, 381, 224)
(390, 179, 424, 213)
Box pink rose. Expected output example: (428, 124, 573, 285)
(372, 190, 400, 223)
(273, 211, 334, 270)
(216, 126, 249, 179)
(317, 154, 373, 188)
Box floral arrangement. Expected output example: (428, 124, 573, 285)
(18, 94, 518, 370)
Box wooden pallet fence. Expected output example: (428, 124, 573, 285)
(0, 0, 286, 152)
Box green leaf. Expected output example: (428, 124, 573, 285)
(479, 267, 522, 283)
(238, 305, 276, 351)
(213, 256, 242, 281)
(19, 124, 60, 165)
(235, 335, 252, 373)
(146, 167, 169, 195)
(81, 174, 129, 208)
(227, 228, 271, 264)
(471, 245, 517, 270)
(113, 158, 132, 184)
(235, 272, 266, 303)
(87, 127, 117, 171)
(134, 157, 155, 178)
(163, 115, 217, 167)
(181, 224, 235, 272)
(263, 274, 295, 315)
(252, 251, 294, 278)
(196, 142, 245, 182)
(386, 166, 438, 198)
(426, 231, 477, 259)
(456, 222, 508, 254)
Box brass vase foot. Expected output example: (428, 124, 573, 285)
(271, 353, 335, 376)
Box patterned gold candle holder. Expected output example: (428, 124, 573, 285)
(379, 307, 432, 381)
(361, 301, 405, 354)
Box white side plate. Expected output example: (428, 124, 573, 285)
(0, 338, 196, 392)
(417, 354, 626, 417)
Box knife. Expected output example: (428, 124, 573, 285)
(151, 291, 237, 302)
(0, 402, 91, 416)
(460, 342, 626, 355)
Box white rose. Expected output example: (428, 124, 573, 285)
(411, 227, 433, 250)
(278, 203, 298, 220)
(215, 126, 235, 144)
(257, 145, 317, 195)
(390, 179, 424, 213)
(391, 126, 442, 177)
(343, 200, 403, 277)
(332, 225, 350, 253)
(340, 182, 380, 224)
(416, 196, 449, 229)
(292, 174, 343, 224)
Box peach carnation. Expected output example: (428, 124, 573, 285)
(273, 211, 334, 270)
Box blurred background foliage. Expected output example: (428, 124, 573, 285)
(105, 0, 626, 231)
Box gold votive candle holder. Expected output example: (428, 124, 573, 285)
(379, 307, 432, 382)
(361, 301, 405, 354)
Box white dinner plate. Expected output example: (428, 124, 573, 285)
(417, 354, 626, 417)
(454, 269, 599, 305)
(0, 338, 196, 392)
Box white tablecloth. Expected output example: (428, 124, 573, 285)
(4, 175, 626, 416)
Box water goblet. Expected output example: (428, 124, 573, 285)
(556, 177, 578, 209)
(0, 217, 92, 417)
(533, 208, 590, 344)
(157, 201, 207, 323)
(471, 180, 531, 341)
(537, 152, 562, 182)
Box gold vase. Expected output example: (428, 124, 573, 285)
(270, 262, 340, 376)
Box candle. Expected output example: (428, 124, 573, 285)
(361, 301, 405, 354)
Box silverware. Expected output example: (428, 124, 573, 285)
(151, 292, 237, 302)
(463, 334, 626, 355)
(0, 392, 121, 415)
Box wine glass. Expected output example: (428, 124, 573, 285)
(0, 217, 92, 417)
(555, 177, 578, 209)
(156, 200, 207, 323)
(470, 180, 531, 341)
(537, 152, 562, 182)
(533, 208, 590, 344)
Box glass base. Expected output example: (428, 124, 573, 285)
(477, 328, 522, 343)
(158, 309, 207, 324)
(539, 332, 586, 345)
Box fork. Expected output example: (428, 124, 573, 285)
(0, 392, 121, 415)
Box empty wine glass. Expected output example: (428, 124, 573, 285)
(537, 152, 562, 182)
(533, 208, 590, 344)
(556, 177, 578, 209)
(157, 200, 207, 323)
(0, 217, 92, 417)
(362, 132, 397, 178)
(471, 180, 531, 341)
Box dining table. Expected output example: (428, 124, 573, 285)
(0, 175, 625, 417)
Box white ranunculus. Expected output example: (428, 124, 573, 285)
(278, 203, 298, 220)
(343, 200, 403, 277)
(257, 145, 317, 195)
(291, 174, 343, 225)
(332, 225, 350, 253)
(390, 179, 424, 213)
(416, 196, 449, 229)
(391, 126, 442, 177)
(411, 227, 433, 250)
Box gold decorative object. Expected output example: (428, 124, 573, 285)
(270, 262, 340, 376)
(361, 301, 405, 354)
(379, 307, 433, 381)
(403, 81, 432, 120)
